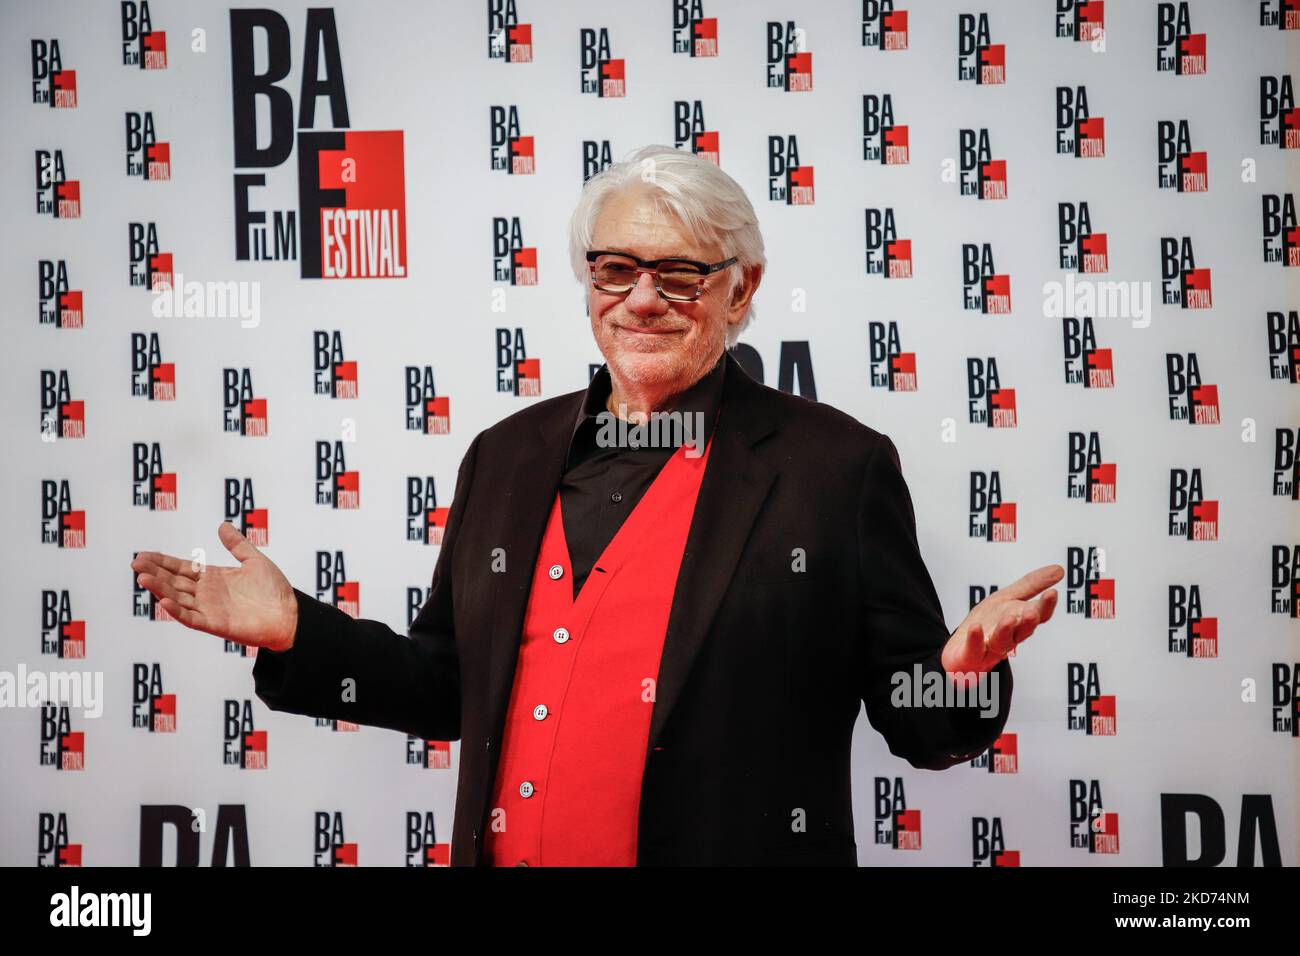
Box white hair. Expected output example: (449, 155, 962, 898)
(568, 144, 766, 348)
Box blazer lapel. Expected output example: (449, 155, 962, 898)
(647, 352, 778, 752)
(485, 403, 575, 726)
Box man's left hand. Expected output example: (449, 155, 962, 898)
(940, 564, 1064, 676)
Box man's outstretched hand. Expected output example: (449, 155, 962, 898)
(131, 522, 298, 653)
(940, 564, 1064, 676)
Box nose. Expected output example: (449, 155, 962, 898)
(623, 270, 668, 317)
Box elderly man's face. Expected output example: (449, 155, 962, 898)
(588, 186, 747, 397)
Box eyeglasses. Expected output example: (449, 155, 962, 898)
(586, 250, 738, 302)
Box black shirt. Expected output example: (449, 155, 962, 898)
(559, 354, 726, 600)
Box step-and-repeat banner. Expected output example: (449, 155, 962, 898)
(3, 0, 1297, 866)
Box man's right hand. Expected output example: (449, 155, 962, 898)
(131, 521, 299, 653)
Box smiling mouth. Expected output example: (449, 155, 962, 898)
(615, 324, 683, 336)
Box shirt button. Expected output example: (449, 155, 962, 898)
(519, 781, 535, 798)
(533, 704, 548, 721)
(548, 564, 564, 580)
(552, 627, 570, 644)
(610, 491, 623, 503)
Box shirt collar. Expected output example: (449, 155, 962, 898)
(567, 353, 727, 468)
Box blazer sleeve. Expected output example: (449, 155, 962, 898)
(855, 433, 1012, 770)
(250, 431, 482, 741)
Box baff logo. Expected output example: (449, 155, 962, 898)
(1157, 119, 1207, 191)
(863, 94, 908, 164)
(315, 442, 360, 509)
(128, 222, 172, 291)
(35, 150, 80, 218)
(1260, 74, 1298, 148)
(1057, 202, 1108, 273)
(495, 328, 541, 396)
(1065, 545, 1115, 619)
(405, 367, 450, 435)
(488, 0, 532, 61)
(130, 333, 175, 401)
(31, 39, 76, 107)
(1155, 2, 1205, 75)
(972, 817, 1018, 866)
(1271, 664, 1300, 735)
(1165, 352, 1220, 424)
(38, 813, 81, 867)
(867, 321, 916, 391)
(1063, 316, 1114, 388)
(673, 101, 719, 165)
(957, 129, 1007, 199)
(1056, 0, 1104, 42)
(224, 478, 269, 546)
(581, 139, 614, 182)
(961, 243, 1011, 313)
(313, 330, 357, 398)
(492, 217, 537, 285)
(1159, 236, 1212, 308)
(405, 812, 450, 866)
(125, 112, 170, 181)
(672, 0, 717, 56)
(1273, 545, 1300, 616)
(864, 208, 911, 277)
(230, 10, 407, 277)
(39, 371, 85, 439)
(1067, 432, 1116, 503)
(862, 1, 907, 50)
(1069, 779, 1120, 853)
(316, 551, 359, 617)
(1067, 663, 1116, 735)
(765, 20, 812, 91)
(969, 471, 1016, 541)
(579, 27, 624, 96)
(222, 369, 268, 436)
(1055, 86, 1105, 157)
(489, 106, 533, 174)
(1168, 468, 1218, 540)
(131, 443, 177, 511)
(38, 260, 83, 329)
(767, 136, 813, 205)
(314, 813, 357, 866)
(40, 706, 84, 771)
(41, 590, 86, 659)
(967, 357, 1016, 427)
(1274, 427, 1300, 499)
(969, 733, 1017, 773)
(957, 13, 1004, 84)
(1259, 0, 1300, 29)
(407, 478, 448, 545)
(407, 736, 452, 769)
(131, 664, 176, 733)
(1262, 193, 1299, 266)
(1267, 309, 1300, 382)
(1168, 584, 1217, 658)
(222, 700, 267, 769)
(121, 1, 167, 69)
(873, 777, 921, 850)
(41, 480, 85, 548)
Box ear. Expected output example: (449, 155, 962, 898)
(729, 263, 763, 318)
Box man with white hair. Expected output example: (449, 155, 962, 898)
(132, 144, 1063, 866)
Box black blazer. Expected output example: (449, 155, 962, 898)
(253, 350, 1012, 865)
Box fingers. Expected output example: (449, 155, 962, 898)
(943, 621, 985, 675)
(218, 521, 260, 564)
(996, 564, 1065, 603)
(131, 550, 200, 582)
(137, 570, 195, 611)
(986, 606, 1021, 658)
(158, 597, 210, 633)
